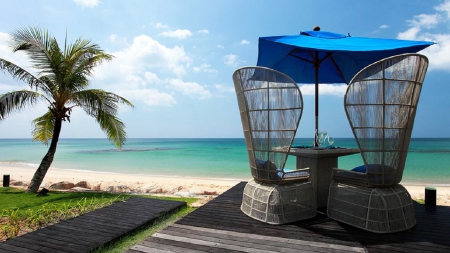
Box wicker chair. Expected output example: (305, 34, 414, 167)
(233, 66, 316, 224)
(327, 53, 429, 233)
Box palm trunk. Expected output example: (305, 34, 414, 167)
(26, 118, 63, 193)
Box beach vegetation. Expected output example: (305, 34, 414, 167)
(0, 187, 129, 241)
(0, 27, 134, 193)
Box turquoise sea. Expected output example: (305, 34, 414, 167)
(0, 138, 449, 185)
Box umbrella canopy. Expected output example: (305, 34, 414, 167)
(257, 30, 434, 145)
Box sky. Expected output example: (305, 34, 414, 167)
(0, 0, 449, 140)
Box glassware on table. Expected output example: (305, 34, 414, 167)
(322, 129, 328, 141)
(316, 131, 325, 147)
(328, 136, 335, 146)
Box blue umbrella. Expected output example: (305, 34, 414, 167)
(257, 30, 434, 144)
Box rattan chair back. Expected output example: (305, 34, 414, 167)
(345, 53, 429, 187)
(233, 66, 305, 183)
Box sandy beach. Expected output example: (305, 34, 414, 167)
(2, 163, 450, 206)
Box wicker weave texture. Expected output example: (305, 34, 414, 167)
(233, 66, 316, 224)
(233, 66, 308, 183)
(335, 53, 429, 187)
(328, 54, 428, 233)
(241, 179, 316, 224)
(327, 181, 416, 233)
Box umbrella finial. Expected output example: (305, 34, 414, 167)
(313, 26, 321, 31)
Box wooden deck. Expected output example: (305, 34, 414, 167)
(0, 197, 185, 253)
(130, 182, 450, 253)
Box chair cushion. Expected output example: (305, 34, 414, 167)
(255, 159, 281, 180)
(351, 164, 395, 173)
(350, 164, 398, 185)
(351, 165, 367, 173)
(283, 169, 309, 179)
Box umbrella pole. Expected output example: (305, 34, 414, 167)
(314, 51, 319, 147)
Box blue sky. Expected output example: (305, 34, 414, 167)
(0, 0, 449, 140)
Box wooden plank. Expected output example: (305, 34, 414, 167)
(19, 232, 89, 252)
(169, 224, 365, 252)
(141, 237, 240, 253)
(139, 239, 212, 253)
(0, 242, 39, 253)
(1, 197, 185, 252)
(153, 233, 282, 253)
(129, 182, 450, 253)
(4, 235, 82, 253)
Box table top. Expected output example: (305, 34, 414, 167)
(287, 147, 360, 158)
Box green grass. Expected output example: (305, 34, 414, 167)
(0, 187, 127, 212)
(0, 187, 198, 252)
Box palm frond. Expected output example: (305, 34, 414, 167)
(0, 59, 42, 87)
(62, 38, 114, 92)
(71, 89, 133, 149)
(31, 111, 54, 145)
(10, 27, 56, 73)
(0, 90, 45, 120)
(72, 89, 134, 116)
(97, 111, 127, 149)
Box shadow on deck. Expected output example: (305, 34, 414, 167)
(130, 182, 450, 253)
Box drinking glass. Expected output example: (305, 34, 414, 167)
(328, 136, 335, 146)
(316, 132, 325, 147)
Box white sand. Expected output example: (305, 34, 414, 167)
(0, 164, 245, 197)
(2, 163, 450, 206)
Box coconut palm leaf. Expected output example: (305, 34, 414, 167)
(0, 90, 45, 120)
(0, 59, 43, 88)
(32, 111, 55, 145)
(71, 89, 133, 148)
(97, 111, 127, 148)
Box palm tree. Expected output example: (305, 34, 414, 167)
(0, 27, 134, 193)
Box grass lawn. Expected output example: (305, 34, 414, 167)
(0, 187, 198, 252)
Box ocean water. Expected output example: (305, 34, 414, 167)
(0, 138, 449, 185)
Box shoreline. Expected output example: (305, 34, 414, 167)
(2, 164, 450, 206)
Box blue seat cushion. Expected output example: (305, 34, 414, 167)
(350, 164, 397, 185)
(255, 159, 281, 180)
(351, 164, 395, 173)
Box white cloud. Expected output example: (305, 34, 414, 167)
(397, 0, 450, 71)
(215, 84, 235, 93)
(223, 54, 239, 66)
(91, 34, 196, 106)
(300, 84, 347, 96)
(73, 0, 99, 8)
(407, 14, 440, 29)
(380, 25, 388, 29)
(97, 34, 192, 80)
(436, 0, 450, 18)
(239, 40, 250, 45)
(216, 45, 224, 49)
(193, 63, 217, 73)
(119, 89, 176, 107)
(109, 34, 127, 44)
(155, 22, 169, 29)
(198, 29, 209, 34)
(159, 29, 192, 39)
(166, 78, 211, 99)
(144, 72, 159, 84)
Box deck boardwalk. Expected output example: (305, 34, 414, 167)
(130, 182, 450, 253)
(0, 197, 185, 253)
